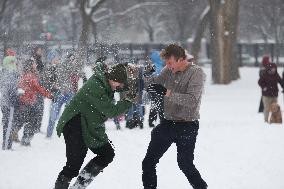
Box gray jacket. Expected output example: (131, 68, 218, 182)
(148, 64, 206, 121)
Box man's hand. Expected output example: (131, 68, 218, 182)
(165, 89, 171, 97)
(123, 91, 139, 104)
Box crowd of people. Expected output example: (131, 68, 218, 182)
(1, 44, 209, 189)
(0, 46, 170, 150)
(2, 43, 282, 189)
(0, 46, 87, 150)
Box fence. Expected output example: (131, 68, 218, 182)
(0, 41, 283, 66)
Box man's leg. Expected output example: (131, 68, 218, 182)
(70, 142, 115, 188)
(55, 114, 88, 189)
(142, 122, 173, 189)
(175, 121, 207, 189)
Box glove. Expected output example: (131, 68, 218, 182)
(143, 64, 155, 77)
(122, 91, 139, 104)
(17, 88, 25, 95)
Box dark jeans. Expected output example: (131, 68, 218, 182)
(13, 104, 38, 145)
(59, 114, 115, 179)
(142, 119, 207, 189)
(34, 95, 44, 132)
(1, 106, 15, 149)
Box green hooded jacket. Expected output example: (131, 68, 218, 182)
(56, 64, 132, 148)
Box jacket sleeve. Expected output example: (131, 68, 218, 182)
(84, 81, 132, 118)
(277, 73, 284, 89)
(144, 67, 169, 88)
(31, 77, 52, 98)
(258, 76, 265, 88)
(166, 68, 205, 106)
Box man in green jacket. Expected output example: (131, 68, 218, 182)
(54, 63, 134, 189)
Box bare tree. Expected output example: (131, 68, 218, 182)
(0, 0, 8, 23)
(249, 0, 284, 63)
(191, 6, 210, 62)
(208, 0, 240, 84)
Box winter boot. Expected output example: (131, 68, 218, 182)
(54, 174, 72, 189)
(11, 130, 20, 143)
(115, 123, 121, 130)
(69, 163, 103, 189)
(20, 136, 32, 146)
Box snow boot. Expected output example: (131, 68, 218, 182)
(54, 174, 72, 189)
(11, 130, 20, 143)
(69, 163, 103, 189)
(20, 136, 31, 146)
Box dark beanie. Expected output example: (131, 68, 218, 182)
(107, 64, 128, 84)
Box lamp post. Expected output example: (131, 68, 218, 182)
(69, 2, 78, 50)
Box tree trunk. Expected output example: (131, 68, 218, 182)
(191, 6, 210, 63)
(208, 0, 240, 84)
(0, 0, 8, 23)
(76, 0, 93, 67)
(148, 27, 154, 42)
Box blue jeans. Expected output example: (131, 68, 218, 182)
(47, 92, 74, 137)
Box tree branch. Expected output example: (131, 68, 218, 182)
(91, 2, 168, 24)
(0, 0, 8, 22)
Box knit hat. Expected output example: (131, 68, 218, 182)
(47, 50, 59, 63)
(6, 48, 16, 56)
(262, 55, 270, 66)
(106, 64, 128, 84)
(2, 56, 17, 71)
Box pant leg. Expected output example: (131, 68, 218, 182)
(47, 96, 65, 137)
(59, 114, 88, 179)
(88, 142, 115, 170)
(142, 122, 173, 189)
(1, 106, 12, 149)
(34, 95, 44, 132)
(262, 96, 277, 122)
(175, 121, 207, 189)
(21, 105, 38, 145)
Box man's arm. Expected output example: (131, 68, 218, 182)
(165, 68, 205, 106)
(144, 66, 170, 87)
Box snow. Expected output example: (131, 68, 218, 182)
(1, 67, 284, 189)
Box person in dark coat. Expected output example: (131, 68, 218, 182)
(258, 55, 270, 113)
(31, 46, 45, 133)
(13, 59, 52, 146)
(258, 62, 284, 122)
(54, 63, 135, 189)
(147, 51, 166, 127)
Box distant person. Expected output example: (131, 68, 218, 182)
(14, 59, 52, 146)
(146, 51, 166, 128)
(258, 62, 283, 122)
(258, 55, 270, 113)
(46, 53, 86, 138)
(43, 50, 61, 137)
(0, 56, 20, 150)
(31, 46, 45, 133)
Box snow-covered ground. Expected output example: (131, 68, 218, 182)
(1, 67, 284, 189)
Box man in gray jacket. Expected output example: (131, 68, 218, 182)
(142, 44, 207, 189)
